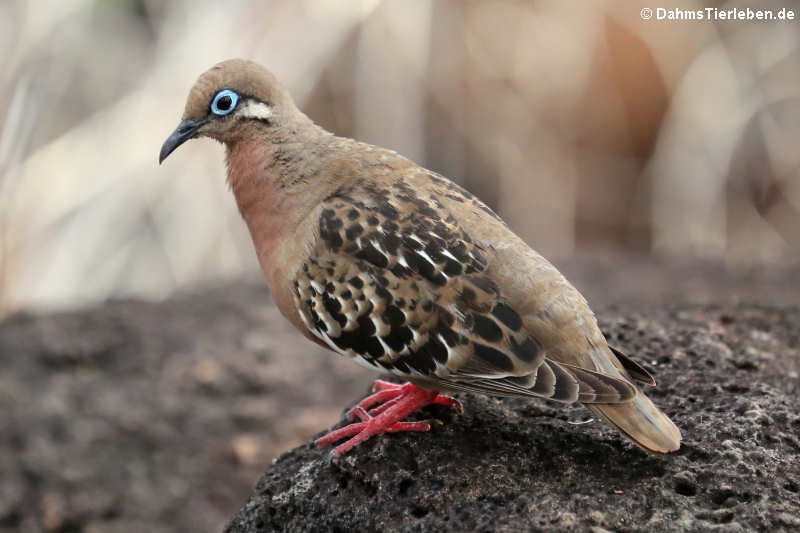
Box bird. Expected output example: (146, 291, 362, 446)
(159, 59, 681, 458)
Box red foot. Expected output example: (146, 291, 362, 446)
(315, 380, 463, 457)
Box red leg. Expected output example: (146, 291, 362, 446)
(344, 388, 404, 420)
(385, 420, 433, 433)
(371, 379, 405, 392)
(364, 395, 402, 417)
(368, 392, 462, 417)
(432, 394, 464, 412)
(315, 381, 462, 457)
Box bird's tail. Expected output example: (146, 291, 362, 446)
(588, 392, 681, 454)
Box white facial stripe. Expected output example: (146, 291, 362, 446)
(237, 100, 272, 120)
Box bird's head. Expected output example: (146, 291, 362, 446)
(159, 59, 297, 164)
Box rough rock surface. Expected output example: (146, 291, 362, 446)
(1, 258, 798, 532)
(0, 284, 373, 533)
(225, 303, 800, 533)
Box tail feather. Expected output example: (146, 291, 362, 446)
(589, 392, 681, 454)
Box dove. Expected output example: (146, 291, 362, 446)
(159, 59, 681, 457)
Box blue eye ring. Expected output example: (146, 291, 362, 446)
(210, 89, 239, 116)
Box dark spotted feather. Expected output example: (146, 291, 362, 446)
(293, 174, 635, 404)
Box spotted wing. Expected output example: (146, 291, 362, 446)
(292, 177, 635, 404)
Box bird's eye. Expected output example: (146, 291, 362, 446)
(210, 89, 239, 116)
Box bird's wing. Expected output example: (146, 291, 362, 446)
(291, 177, 635, 404)
(609, 345, 657, 386)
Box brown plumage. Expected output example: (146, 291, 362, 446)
(160, 59, 681, 456)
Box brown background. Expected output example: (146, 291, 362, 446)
(1, 0, 798, 316)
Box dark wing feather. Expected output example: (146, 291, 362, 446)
(293, 176, 634, 404)
(610, 346, 657, 386)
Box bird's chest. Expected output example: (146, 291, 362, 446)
(231, 185, 318, 333)
(258, 221, 319, 335)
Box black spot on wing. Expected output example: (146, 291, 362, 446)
(357, 314, 376, 337)
(491, 302, 523, 331)
(364, 336, 384, 358)
(355, 243, 389, 268)
(472, 314, 503, 343)
(308, 308, 323, 329)
(377, 202, 399, 220)
(443, 259, 462, 277)
(401, 235, 423, 251)
(382, 327, 412, 353)
(450, 242, 469, 262)
(402, 348, 437, 374)
(419, 335, 448, 365)
(382, 233, 402, 254)
(473, 343, 515, 372)
(332, 328, 371, 355)
(383, 305, 405, 327)
(461, 286, 477, 303)
(467, 275, 497, 295)
(437, 308, 455, 329)
(326, 217, 342, 230)
(322, 294, 346, 327)
(402, 250, 438, 284)
(390, 263, 413, 278)
(345, 224, 363, 240)
(374, 284, 393, 305)
(321, 229, 343, 250)
(511, 337, 541, 364)
(438, 326, 465, 348)
(424, 240, 443, 260)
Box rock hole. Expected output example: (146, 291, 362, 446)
(674, 479, 697, 496)
(398, 478, 414, 496)
(723, 383, 749, 393)
(784, 481, 799, 493)
(733, 359, 758, 371)
(711, 488, 737, 506)
(411, 505, 429, 518)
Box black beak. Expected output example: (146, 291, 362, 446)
(159, 119, 208, 164)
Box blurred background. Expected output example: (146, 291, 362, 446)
(2, 0, 800, 531)
(1, 0, 798, 318)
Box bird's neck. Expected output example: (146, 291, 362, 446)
(224, 125, 350, 284)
